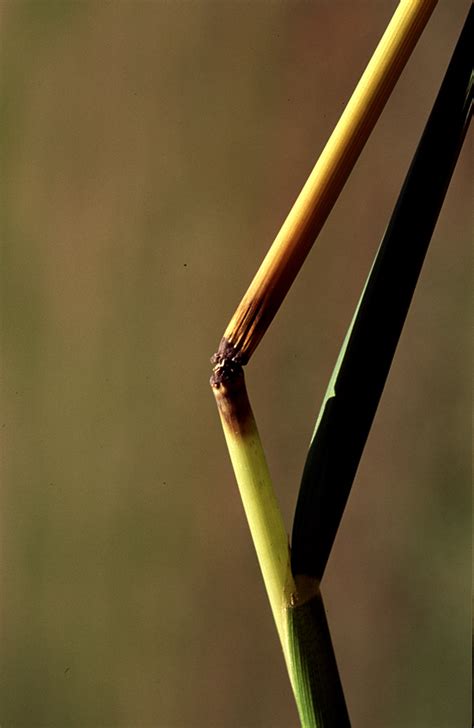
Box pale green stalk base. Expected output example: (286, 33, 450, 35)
(212, 370, 348, 726)
(218, 399, 294, 657)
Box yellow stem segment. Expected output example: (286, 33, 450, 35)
(222, 0, 438, 363)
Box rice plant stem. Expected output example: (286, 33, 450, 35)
(217, 0, 437, 367)
(211, 2, 443, 723)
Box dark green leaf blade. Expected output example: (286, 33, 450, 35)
(291, 6, 473, 582)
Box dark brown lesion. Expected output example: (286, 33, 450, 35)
(210, 340, 254, 437)
(211, 336, 248, 371)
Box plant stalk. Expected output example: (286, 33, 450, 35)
(211, 360, 349, 726)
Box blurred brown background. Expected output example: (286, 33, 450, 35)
(1, 2, 471, 727)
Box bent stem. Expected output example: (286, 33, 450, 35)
(211, 359, 349, 727)
(211, 1, 442, 724)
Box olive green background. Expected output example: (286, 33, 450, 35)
(1, 2, 471, 727)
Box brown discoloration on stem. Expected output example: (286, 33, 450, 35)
(212, 337, 247, 367)
(210, 349, 253, 437)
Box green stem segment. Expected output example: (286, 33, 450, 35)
(287, 589, 350, 727)
(211, 359, 349, 726)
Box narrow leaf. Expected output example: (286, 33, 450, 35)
(291, 6, 473, 582)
